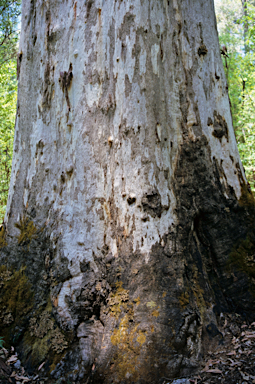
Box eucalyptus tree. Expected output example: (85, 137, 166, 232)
(0, 0, 255, 383)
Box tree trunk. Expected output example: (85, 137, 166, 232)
(1, 0, 255, 382)
(241, 0, 249, 54)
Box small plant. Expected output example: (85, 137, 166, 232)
(0, 336, 4, 348)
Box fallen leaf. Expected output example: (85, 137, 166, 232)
(7, 355, 18, 364)
(38, 361, 45, 371)
(2, 348, 8, 355)
(230, 361, 242, 366)
(240, 371, 250, 380)
(202, 359, 219, 371)
(204, 369, 222, 374)
(14, 374, 31, 382)
(243, 335, 255, 340)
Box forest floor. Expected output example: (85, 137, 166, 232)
(194, 312, 255, 384)
(169, 312, 255, 384)
(0, 312, 255, 384)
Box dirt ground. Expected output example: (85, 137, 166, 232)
(0, 312, 255, 384)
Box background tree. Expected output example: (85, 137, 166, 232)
(0, 0, 20, 220)
(0, 60, 17, 220)
(0, 0, 21, 67)
(215, 0, 255, 190)
(0, 0, 255, 383)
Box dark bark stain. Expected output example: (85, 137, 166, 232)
(86, 0, 93, 19)
(211, 110, 229, 141)
(17, 51, 22, 80)
(26, 0, 37, 60)
(173, 135, 255, 320)
(124, 74, 132, 98)
(198, 44, 208, 56)
(141, 189, 167, 218)
(118, 12, 135, 42)
(59, 63, 73, 112)
(42, 62, 53, 110)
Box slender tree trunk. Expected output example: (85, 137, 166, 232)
(1, 0, 255, 382)
(242, 0, 249, 54)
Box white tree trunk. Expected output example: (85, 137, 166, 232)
(1, 0, 254, 382)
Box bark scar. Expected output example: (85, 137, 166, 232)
(59, 63, 73, 111)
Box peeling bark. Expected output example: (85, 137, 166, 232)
(1, 0, 255, 383)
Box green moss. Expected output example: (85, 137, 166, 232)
(239, 183, 255, 208)
(15, 216, 37, 247)
(0, 226, 7, 248)
(179, 292, 189, 308)
(191, 268, 206, 318)
(22, 298, 69, 369)
(228, 235, 255, 279)
(0, 265, 34, 347)
(0, 272, 69, 369)
(0, 265, 33, 319)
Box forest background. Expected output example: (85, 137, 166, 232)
(0, 0, 254, 221)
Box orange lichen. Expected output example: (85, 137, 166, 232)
(110, 314, 147, 381)
(151, 309, 160, 317)
(134, 296, 140, 305)
(107, 281, 130, 318)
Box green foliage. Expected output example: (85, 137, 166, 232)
(215, 0, 255, 191)
(0, 59, 17, 221)
(0, 0, 20, 221)
(0, 0, 21, 67)
(0, 335, 4, 348)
